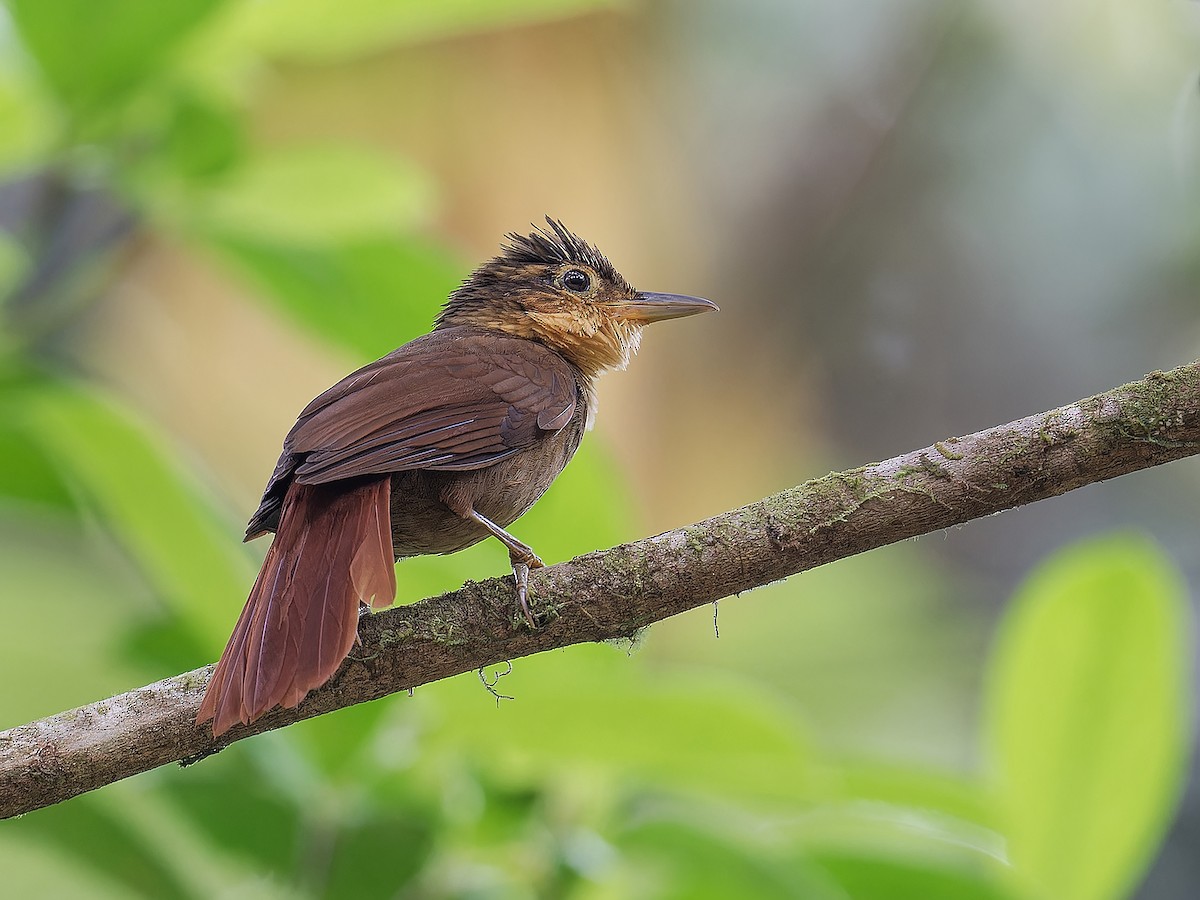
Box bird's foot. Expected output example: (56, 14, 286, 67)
(512, 562, 536, 628)
(510, 545, 544, 569)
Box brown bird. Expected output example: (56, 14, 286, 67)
(196, 218, 717, 737)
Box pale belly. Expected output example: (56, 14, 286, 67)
(387, 415, 584, 558)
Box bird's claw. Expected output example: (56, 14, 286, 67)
(512, 562, 536, 628)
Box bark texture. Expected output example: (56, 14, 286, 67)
(3, 361, 1199, 819)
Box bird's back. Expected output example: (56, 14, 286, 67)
(246, 326, 589, 550)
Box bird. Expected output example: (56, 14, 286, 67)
(196, 218, 718, 737)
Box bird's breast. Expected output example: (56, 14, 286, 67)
(388, 411, 586, 558)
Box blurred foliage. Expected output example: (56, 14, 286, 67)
(987, 538, 1192, 900)
(0, 1, 1193, 898)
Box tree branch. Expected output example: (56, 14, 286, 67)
(4, 362, 1200, 819)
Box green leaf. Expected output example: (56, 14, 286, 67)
(290, 698, 394, 778)
(165, 743, 434, 893)
(776, 800, 1018, 900)
(985, 535, 1191, 900)
(16, 378, 256, 650)
(215, 0, 631, 64)
(619, 817, 845, 900)
(162, 91, 243, 182)
(321, 811, 435, 899)
(190, 145, 435, 245)
(813, 850, 1017, 900)
(161, 752, 304, 871)
(0, 380, 74, 511)
(0, 514, 149, 726)
(836, 762, 998, 835)
(5, 0, 224, 116)
(13, 795, 196, 900)
(423, 644, 818, 805)
(0, 70, 53, 176)
(206, 231, 460, 360)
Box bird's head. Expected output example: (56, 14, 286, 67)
(436, 218, 717, 377)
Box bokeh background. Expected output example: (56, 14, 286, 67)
(1, 1, 1198, 897)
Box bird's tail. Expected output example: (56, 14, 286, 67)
(197, 477, 396, 737)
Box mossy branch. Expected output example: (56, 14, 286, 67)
(3, 361, 1200, 819)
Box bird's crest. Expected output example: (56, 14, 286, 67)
(499, 217, 619, 282)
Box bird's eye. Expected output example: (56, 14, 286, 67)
(562, 269, 591, 293)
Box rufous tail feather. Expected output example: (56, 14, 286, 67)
(197, 478, 395, 737)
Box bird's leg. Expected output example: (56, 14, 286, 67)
(465, 508, 544, 627)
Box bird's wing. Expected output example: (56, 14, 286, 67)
(285, 329, 578, 485)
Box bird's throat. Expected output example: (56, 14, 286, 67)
(522, 310, 643, 378)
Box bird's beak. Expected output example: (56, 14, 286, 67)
(615, 292, 719, 323)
